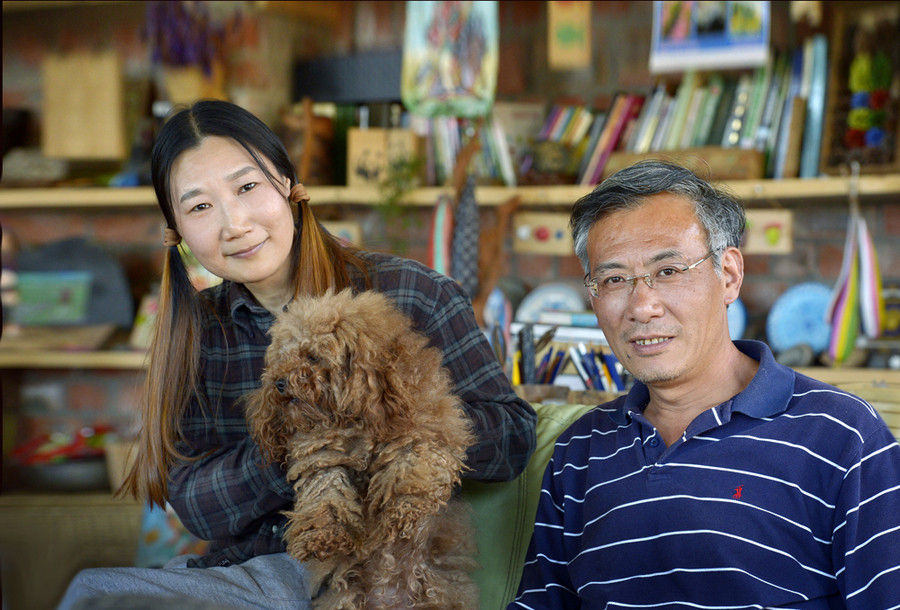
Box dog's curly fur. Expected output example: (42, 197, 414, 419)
(246, 289, 479, 609)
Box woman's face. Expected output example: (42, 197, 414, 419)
(169, 136, 295, 301)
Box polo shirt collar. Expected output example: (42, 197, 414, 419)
(729, 339, 794, 418)
(612, 339, 794, 425)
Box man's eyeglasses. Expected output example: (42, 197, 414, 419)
(583, 250, 718, 299)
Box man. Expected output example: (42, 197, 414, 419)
(510, 161, 900, 608)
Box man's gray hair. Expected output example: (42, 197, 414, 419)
(570, 160, 745, 273)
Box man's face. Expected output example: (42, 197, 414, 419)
(584, 193, 743, 388)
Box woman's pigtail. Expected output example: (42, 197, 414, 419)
(118, 245, 200, 507)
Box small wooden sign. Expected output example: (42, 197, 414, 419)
(743, 209, 793, 254)
(548, 1, 592, 70)
(513, 212, 574, 255)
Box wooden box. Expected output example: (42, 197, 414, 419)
(346, 128, 422, 187)
(602, 147, 766, 181)
(42, 50, 127, 160)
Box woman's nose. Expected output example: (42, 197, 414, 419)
(219, 197, 252, 239)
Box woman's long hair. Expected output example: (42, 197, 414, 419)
(120, 100, 368, 506)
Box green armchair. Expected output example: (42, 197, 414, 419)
(462, 401, 597, 610)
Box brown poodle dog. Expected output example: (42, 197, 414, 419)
(246, 289, 479, 609)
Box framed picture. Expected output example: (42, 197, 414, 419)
(820, 2, 900, 175)
(649, 1, 770, 73)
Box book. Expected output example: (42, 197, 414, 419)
(649, 97, 675, 152)
(632, 85, 667, 153)
(489, 117, 517, 186)
(537, 310, 598, 327)
(706, 77, 737, 147)
(587, 94, 643, 183)
(759, 56, 791, 167)
(721, 73, 753, 148)
(576, 112, 608, 179)
(754, 55, 788, 153)
(782, 96, 807, 178)
(692, 75, 724, 148)
(663, 70, 698, 150)
(491, 101, 546, 167)
(771, 49, 805, 179)
(739, 64, 772, 149)
(799, 34, 828, 178)
(579, 93, 629, 184)
(679, 86, 708, 150)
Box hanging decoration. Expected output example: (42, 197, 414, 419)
(825, 164, 886, 364)
(428, 193, 455, 275)
(401, 1, 499, 117)
(450, 176, 481, 298)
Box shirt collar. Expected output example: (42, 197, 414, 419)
(612, 339, 794, 424)
(225, 281, 274, 333)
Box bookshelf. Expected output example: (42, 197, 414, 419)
(1, 174, 899, 210)
(0, 350, 147, 369)
(0, 348, 897, 385)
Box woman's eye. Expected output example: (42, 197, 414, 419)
(190, 202, 211, 213)
(238, 182, 257, 194)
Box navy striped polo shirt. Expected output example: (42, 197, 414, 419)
(511, 340, 900, 609)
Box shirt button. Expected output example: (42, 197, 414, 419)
(282, 304, 289, 312)
(649, 438, 659, 447)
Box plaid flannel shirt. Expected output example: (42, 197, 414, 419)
(168, 251, 537, 568)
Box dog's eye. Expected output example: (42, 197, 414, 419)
(274, 378, 287, 394)
(307, 354, 319, 364)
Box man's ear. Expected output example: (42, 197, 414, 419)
(720, 246, 744, 305)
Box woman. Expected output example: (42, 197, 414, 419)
(59, 100, 536, 609)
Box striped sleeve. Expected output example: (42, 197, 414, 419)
(509, 453, 580, 609)
(833, 425, 900, 608)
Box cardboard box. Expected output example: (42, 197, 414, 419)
(346, 128, 422, 187)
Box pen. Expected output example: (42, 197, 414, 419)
(568, 346, 594, 389)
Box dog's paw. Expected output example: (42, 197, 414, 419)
(287, 524, 356, 561)
(285, 518, 358, 561)
(368, 495, 441, 544)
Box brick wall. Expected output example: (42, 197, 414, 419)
(2, 2, 898, 466)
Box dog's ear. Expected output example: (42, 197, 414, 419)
(342, 345, 354, 379)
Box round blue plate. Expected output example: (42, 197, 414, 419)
(515, 283, 586, 323)
(766, 283, 833, 354)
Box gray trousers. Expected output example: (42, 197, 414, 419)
(56, 552, 312, 610)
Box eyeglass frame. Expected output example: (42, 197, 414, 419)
(583, 249, 719, 299)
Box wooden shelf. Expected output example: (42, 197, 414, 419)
(795, 367, 900, 386)
(1, 174, 899, 210)
(0, 349, 147, 369)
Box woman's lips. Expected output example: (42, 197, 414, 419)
(228, 239, 266, 258)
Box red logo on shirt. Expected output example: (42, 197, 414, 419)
(733, 485, 743, 499)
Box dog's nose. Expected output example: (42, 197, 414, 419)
(275, 378, 287, 394)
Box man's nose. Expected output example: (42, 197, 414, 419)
(624, 275, 664, 322)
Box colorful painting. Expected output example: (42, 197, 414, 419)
(401, 1, 498, 117)
(651, 1, 769, 72)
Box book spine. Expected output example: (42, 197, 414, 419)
(580, 94, 627, 185)
(799, 35, 828, 178)
(591, 95, 643, 183)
